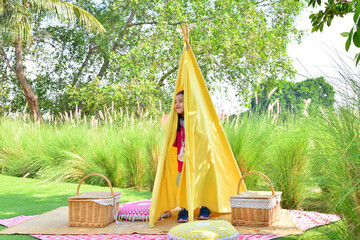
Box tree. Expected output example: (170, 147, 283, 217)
(0, 0, 305, 116)
(308, 0, 360, 64)
(251, 77, 336, 114)
(0, 0, 105, 120)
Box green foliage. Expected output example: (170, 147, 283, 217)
(0, 0, 106, 119)
(308, 0, 360, 64)
(66, 79, 170, 117)
(251, 77, 335, 114)
(1, 0, 306, 114)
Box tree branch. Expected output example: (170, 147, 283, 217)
(156, 66, 178, 89)
(254, 0, 267, 6)
(0, 62, 7, 89)
(128, 18, 210, 28)
(243, 54, 267, 62)
(0, 47, 16, 73)
(128, 21, 157, 27)
(112, 10, 136, 52)
(33, 37, 59, 50)
(97, 10, 136, 79)
(98, 15, 211, 79)
(73, 39, 97, 84)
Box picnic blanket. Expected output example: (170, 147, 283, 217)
(0, 209, 340, 240)
(0, 206, 299, 235)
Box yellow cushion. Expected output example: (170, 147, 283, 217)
(168, 220, 239, 240)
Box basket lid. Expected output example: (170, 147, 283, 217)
(230, 190, 282, 199)
(68, 191, 121, 200)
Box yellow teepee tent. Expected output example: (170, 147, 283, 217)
(149, 25, 246, 227)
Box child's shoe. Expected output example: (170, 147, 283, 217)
(177, 208, 189, 223)
(198, 206, 211, 220)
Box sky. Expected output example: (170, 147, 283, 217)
(287, 8, 356, 78)
(287, 7, 359, 104)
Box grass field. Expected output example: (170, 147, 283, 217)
(0, 174, 342, 240)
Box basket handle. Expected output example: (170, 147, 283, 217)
(237, 171, 276, 197)
(76, 173, 115, 198)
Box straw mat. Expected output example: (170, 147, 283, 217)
(0, 206, 301, 236)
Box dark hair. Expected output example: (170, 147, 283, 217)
(177, 90, 184, 96)
(176, 90, 184, 131)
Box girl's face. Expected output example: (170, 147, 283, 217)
(174, 94, 184, 115)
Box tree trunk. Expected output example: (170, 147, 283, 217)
(14, 40, 42, 121)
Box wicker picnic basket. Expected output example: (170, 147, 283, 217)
(230, 171, 282, 227)
(68, 173, 121, 228)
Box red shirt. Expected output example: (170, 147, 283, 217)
(173, 119, 185, 172)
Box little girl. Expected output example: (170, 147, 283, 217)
(174, 90, 185, 183)
(173, 90, 211, 223)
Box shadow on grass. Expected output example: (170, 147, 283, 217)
(0, 231, 35, 240)
(0, 193, 72, 218)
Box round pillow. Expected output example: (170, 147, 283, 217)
(118, 199, 171, 221)
(168, 220, 239, 240)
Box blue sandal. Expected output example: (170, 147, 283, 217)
(177, 208, 189, 223)
(198, 206, 211, 220)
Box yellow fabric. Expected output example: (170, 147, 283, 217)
(149, 32, 246, 227)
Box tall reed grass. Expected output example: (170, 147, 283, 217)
(311, 108, 360, 239)
(224, 111, 312, 209)
(1, 107, 314, 211)
(223, 113, 274, 189)
(268, 118, 312, 209)
(0, 109, 163, 190)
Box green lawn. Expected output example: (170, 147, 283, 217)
(0, 174, 341, 239)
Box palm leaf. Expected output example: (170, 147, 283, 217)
(0, 0, 33, 41)
(29, 0, 106, 34)
(0, 0, 105, 42)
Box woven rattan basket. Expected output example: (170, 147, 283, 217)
(68, 173, 121, 228)
(230, 171, 282, 227)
